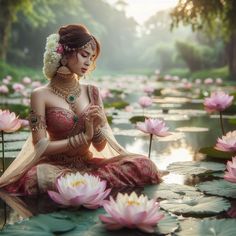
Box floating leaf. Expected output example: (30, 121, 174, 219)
(1, 213, 76, 235)
(160, 196, 230, 215)
(199, 146, 233, 160)
(143, 183, 202, 200)
(177, 218, 236, 236)
(167, 161, 225, 175)
(197, 179, 236, 198)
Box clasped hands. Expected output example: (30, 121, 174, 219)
(84, 105, 106, 141)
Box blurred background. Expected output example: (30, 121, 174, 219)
(1, 0, 236, 81)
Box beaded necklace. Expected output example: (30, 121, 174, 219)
(49, 75, 81, 112)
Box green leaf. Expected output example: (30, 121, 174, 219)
(129, 116, 145, 124)
(143, 183, 202, 200)
(177, 219, 236, 236)
(160, 196, 230, 215)
(197, 179, 236, 198)
(167, 161, 225, 175)
(199, 146, 234, 160)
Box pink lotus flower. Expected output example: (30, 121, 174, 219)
(100, 88, 113, 100)
(216, 78, 223, 85)
(20, 119, 29, 128)
(48, 172, 111, 209)
(99, 192, 164, 233)
(224, 156, 236, 183)
(215, 131, 236, 152)
(144, 86, 154, 94)
(136, 118, 170, 137)
(0, 110, 21, 133)
(204, 78, 213, 84)
(12, 83, 25, 93)
(124, 105, 133, 112)
(138, 96, 152, 108)
(0, 85, 9, 94)
(22, 76, 32, 84)
(204, 91, 233, 113)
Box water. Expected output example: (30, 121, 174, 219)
(0, 85, 236, 234)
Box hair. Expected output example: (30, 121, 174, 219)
(58, 24, 100, 72)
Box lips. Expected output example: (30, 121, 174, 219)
(81, 68, 88, 73)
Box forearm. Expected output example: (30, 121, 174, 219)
(92, 129, 107, 152)
(40, 133, 91, 156)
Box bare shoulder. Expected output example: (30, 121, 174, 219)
(30, 84, 50, 99)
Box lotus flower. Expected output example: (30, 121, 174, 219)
(0, 85, 9, 94)
(204, 91, 233, 113)
(136, 118, 170, 137)
(138, 96, 152, 108)
(215, 131, 236, 152)
(143, 86, 154, 95)
(99, 192, 164, 233)
(0, 110, 21, 133)
(48, 172, 111, 209)
(204, 78, 213, 84)
(22, 77, 32, 84)
(136, 118, 170, 158)
(12, 83, 25, 93)
(224, 156, 236, 183)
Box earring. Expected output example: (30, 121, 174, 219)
(56, 57, 73, 78)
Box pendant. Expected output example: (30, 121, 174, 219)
(66, 94, 76, 104)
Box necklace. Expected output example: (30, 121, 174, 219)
(49, 76, 81, 111)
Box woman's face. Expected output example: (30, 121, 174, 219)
(67, 44, 96, 77)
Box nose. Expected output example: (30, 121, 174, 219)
(85, 57, 92, 66)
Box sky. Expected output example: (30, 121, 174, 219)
(105, 0, 179, 24)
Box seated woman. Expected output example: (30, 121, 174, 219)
(0, 24, 161, 195)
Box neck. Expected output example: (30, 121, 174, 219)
(53, 73, 79, 84)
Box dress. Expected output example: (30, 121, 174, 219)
(3, 85, 161, 195)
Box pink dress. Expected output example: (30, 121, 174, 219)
(5, 85, 161, 195)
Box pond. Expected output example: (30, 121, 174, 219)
(1, 77, 236, 235)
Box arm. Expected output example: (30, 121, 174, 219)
(30, 89, 90, 156)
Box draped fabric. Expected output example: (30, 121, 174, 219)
(0, 84, 161, 195)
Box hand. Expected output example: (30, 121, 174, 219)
(87, 105, 106, 130)
(84, 110, 94, 141)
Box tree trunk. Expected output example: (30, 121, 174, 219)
(0, 10, 12, 61)
(228, 30, 236, 79)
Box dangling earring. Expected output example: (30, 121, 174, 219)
(56, 57, 73, 79)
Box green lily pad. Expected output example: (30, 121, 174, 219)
(199, 146, 234, 160)
(167, 161, 225, 175)
(129, 116, 145, 124)
(229, 118, 236, 125)
(197, 179, 236, 198)
(63, 211, 178, 236)
(160, 196, 230, 215)
(1, 213, 76, 235)
(143, 183, 202, 200)
(177, 218, 236, 236)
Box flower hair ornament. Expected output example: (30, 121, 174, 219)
(43, 34, 63, 79)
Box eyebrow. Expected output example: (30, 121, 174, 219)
(82, 49, 96, 57)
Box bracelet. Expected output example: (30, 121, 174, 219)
(92, 129, 106, 144)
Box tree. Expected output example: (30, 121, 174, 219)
(171, 0, 236, 79)
(0, 0, 57, 61)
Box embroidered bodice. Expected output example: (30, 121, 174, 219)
(45, 85, 98, 140)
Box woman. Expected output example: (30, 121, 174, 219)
(0, 24, 161, 195)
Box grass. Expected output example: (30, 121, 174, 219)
(0, 60, 44, 82)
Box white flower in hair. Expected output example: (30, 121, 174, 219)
(43, 33, 63, 79)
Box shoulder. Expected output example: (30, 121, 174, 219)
(30, 84, 49, 99)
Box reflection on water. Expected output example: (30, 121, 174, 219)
(163, 173, 185, 185)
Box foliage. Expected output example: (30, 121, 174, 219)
(175, 41, 215, 72)
(0, 60, 43, 81)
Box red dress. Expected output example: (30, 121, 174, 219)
(5, 85, 161, 195)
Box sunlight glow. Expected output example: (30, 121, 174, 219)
(106, 0, 179, 24)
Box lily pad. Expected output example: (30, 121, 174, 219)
(167, 161, 225, 175)
(1, 212, 76, 235)
(63, 211, 179, 236)
(143, 183, 202, 200)
(177, 218, 236, 236)
(199, 146, 233, 160)
(197, 179, 236, 198)
(160, 196, 230, 215)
